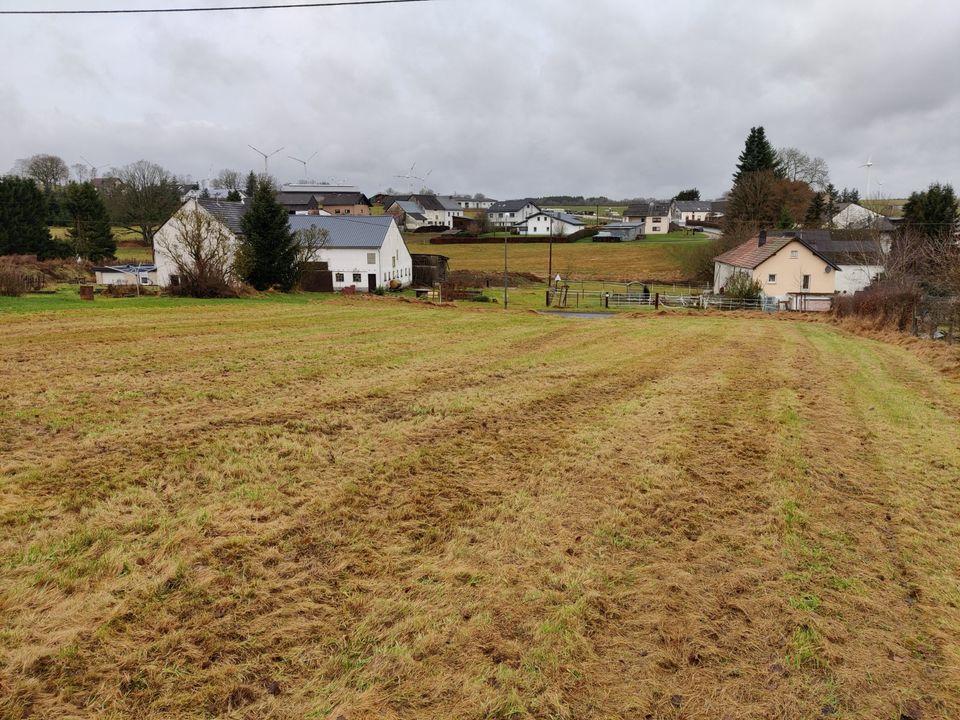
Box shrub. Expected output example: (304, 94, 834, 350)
(833, 284, 921, 331)
(724, 271, 763, 300)
(0, 264, 44, 296)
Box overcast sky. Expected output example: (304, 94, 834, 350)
(1, 0, 958, 200)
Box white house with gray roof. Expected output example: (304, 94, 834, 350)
(288, 215, 413, 291)
(154, 198, 412, 292)
(515, 211, 584, 236)
(489, 199, 541, 227)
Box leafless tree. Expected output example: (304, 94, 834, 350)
(71, 163, 91, 183)
(292, 224, 329, 272)
(776, 147, 830, 191)
(211, 169, 244, 193)
(102, 160, 182, 256)
(156, 207, 237, 297)
(12, 154, 70, 191)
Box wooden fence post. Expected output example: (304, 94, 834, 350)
(655, 292, 660, 309)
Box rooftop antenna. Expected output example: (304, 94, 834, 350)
(80, 155, 112, 179)
(860, 155, 874, 199)
(248, 144, 284, 175)
(288, 150, 318, 181)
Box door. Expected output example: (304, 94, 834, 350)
(368, 274, 377, 292)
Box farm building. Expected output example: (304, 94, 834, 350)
(289, 215, 413, 292)
(92, 264, 158, 286)
(515, 211, 584, 236)
(623, 202, 672, 235)
(594, 222, 644, 242)
(411, 253, 449, 286)
(450, 195, 496, 210)
(386, 200, 431, 231)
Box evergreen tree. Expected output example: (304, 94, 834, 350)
(902, 182, 959, 239)
(777, 205, 795, 229)
(237, 180, 299, 291)
(733, 126, 782, 183)
(226, 189, 242, 202)
(804, 192, 825, 228)
(839, 187, 860, 203)
(245, 171, 258, 198)
(0, 175, 69, 258)
(65, 182, 116, 261)
(674, 188, 700, 201)
(824, 183, 839, 226)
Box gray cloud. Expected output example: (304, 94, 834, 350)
(1, 0, 958, 199)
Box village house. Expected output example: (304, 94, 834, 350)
(488, 199, 541, 227)
(450, 195, 496, 210)
(154, 197, 247, 287)
(515, 211, 584, 236)
(289, 215, 413, 292)
(623, 201, 672, 235)
(153, 198, 411, 293)
(671, 200, 716, 225)
(831, 202, 895, 232)
(712, 229, 885, 311)
(593, 222, 645, 242)
(277, 184, 372, 216)
(386, 199, 430, 231)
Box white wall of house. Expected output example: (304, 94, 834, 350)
(312, 221, 413, 290)
(835, 263, 883, 294)
(491, 203, 540, 227)
(517, 214, 582, 236)
(713, 262, 741, 294)
(833, 204, 883, 229)
(153, 199, 241, 287)
(95, 270, 158, 286)
(676, 210, 712, 224)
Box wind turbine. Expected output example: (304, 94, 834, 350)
(248, 144, 284, 175)
(80, 155, 112, 180)
(860, 155, 874, 199)
(288, 150, 318, 181)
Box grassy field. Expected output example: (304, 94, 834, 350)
(1, 298, 960, 719)
(406, 234, 713, 281)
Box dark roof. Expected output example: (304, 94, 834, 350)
(674, 200, 713, 213)
(520, 211, 584, 226)
(277, 191, 371, 210)
(772, 229, 886, 264)
(409, 194, 447, 212)
(711, 200, 728, 214)
(197, 198, 248, 236)
(287, 215, 398, 249)
(490, 199, 538, 213)
(624, 202, 672, 218)
(715, 232, 841, 270)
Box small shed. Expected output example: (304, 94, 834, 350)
(411, 254, 450, 286)
(93, 264, 158, 286)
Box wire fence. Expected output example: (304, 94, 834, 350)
(548, 287, 779, 312)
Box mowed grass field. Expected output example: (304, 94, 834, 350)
(406, 235, 712, 281)
(2, 299, 960, 719)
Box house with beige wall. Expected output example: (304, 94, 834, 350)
(713, 230, 842, 311)
(623, 201, 672, 235)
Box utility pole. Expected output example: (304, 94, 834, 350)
(503, 230, 508, 309)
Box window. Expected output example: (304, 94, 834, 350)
(367, 253, 376, 264)
(335, 209, 341, 214)
(353, 273, 362, 283)
(767, 274, 777, 284)
(335, 273, 344, 282)
(392, 256, 396, 268)
(344, 209, 351, 215)
(652, 226, 661, 232)
(653, 217, 662, 222)
(790, 250, 799, 258)
(802, 274, 811, 290)
(170, 274, 181, 287)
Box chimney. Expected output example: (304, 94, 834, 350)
(758, 229, 767, 247)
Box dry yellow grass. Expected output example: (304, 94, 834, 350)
(1, 298, 960, 719)
(404, 238, 710, 281)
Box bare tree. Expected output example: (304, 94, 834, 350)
(156, 207, 237, 297)
(103, 160, 182, 256)
(776, 147, 830, 190)
(212, 169, 244, 193)
(71, 163, 91, 183)
(292, 224, 329, 275)
(13, 154, 70, 191)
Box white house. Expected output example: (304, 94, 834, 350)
(488, 199, 541, 227)
(623, 202, 672, 235)
(515, 211, 584, 236)
(289, 215, 413, 291)
(153, 197, 247, 287)
(386, 199, 430, 231)
(831, 202, 889, 229)
(671, 200, 716, 225)
(451, 195, 496, 210)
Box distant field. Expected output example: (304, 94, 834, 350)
(1, 299, 959, 718)
(49, 226, 144, 243)
(407, 234, 712, 281)
(862, 198, 908, 217)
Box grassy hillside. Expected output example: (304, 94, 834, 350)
(1, 299, 959, 718)
(406, 235, 713, 282)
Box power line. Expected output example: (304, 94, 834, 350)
(0, 0, 439, 15)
